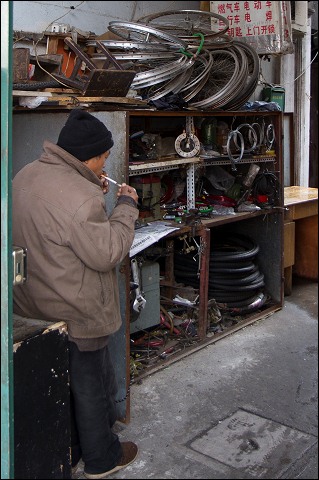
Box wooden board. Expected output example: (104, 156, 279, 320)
(284, 221, 295, 268)
(294, 215, 318, 280)
(13, 90, 149, 108)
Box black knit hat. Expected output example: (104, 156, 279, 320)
(57, 109, 114, 161)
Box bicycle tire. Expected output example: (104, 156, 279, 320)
(175, 262, 257, 276)
(179, 50, 213, 96)
(222, 41, 260, 110)
(210, 244, 259, 262)
(226, 129, 244, 164)
(210, 274, 265, 291)
(209, 262, 258, 278)
(210, 269, 261, 286)
(88, 39, 182, 52)
(219, 292, 267, 314)
(188, 48, 240, 108)
(233, 123, 258, 154)
(147, 66, 194, 100)
(131, 55, 193, 89)
(249, 122, 264, 148)
(208, 290, 258, 301)
(13, 80, 61, 90)
(265, 123, 276, 150)
(210, 235, 259, 261)
(217, 292, 263, 308)
(137, 9, 229, 40)
(108, 21, 187, 49)
(209, 262, 257, 274)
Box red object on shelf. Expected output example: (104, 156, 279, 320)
(201, 194, 237, 207)
(131, 174, 161, 184)
(256, 194, 268, 203)
(160, 174, 175, 204)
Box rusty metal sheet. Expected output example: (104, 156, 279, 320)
(82, 69, 136, 97)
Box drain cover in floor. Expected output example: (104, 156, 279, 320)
(190, 409, 316, 477)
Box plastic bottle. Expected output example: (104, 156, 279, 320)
(201, 117, 217, 148)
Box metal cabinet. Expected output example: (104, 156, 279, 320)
(12, 109, 284, 423)
(125, 110, 284, 391)
(13, 316, 71, 479)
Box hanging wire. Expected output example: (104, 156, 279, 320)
(260, 51, 318, 87)
(31, 1, 86, 88)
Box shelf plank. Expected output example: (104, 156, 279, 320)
(129, 157, 201, 175)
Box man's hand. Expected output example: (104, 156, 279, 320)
(99, 172, 110, 194)
(118, 184, 139, 203)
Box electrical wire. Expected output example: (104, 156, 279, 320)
(252, 171, 281, 205)
(260, 51, 318, 87)
(31, 1, 86, 89)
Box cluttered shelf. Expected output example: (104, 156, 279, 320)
(129, 211, 284, 380)
(132, 209, 281, 240)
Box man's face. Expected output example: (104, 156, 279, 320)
(86, 150, 111, 177)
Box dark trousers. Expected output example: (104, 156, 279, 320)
(68, 342, 123, 474)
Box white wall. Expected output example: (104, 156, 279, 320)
(13, 1, 200, 36)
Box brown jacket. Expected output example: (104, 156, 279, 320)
(13, 141, 139, 338)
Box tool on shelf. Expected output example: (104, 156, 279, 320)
(175, 117, 200, 158)
(131, 258, 147, 313)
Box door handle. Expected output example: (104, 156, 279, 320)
(12, 246, 27, 285)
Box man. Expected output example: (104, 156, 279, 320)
(12, 109, 139, 478)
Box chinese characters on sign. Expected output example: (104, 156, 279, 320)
(210, 1, 294, 54)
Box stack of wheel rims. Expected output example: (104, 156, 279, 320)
(84, 10, 260, 110)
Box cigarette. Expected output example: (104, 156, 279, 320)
(100, 175, 122, 187)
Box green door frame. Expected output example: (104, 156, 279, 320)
(1, 1, 14, 478)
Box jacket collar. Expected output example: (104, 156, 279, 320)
(41, 140, 101, 186)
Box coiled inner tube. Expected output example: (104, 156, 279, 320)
(174, 234, 266, 311)
(226, 129, 244, 169)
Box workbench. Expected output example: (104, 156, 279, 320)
(284, 186, 318, 295)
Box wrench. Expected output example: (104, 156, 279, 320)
(131, 259, 147, 313)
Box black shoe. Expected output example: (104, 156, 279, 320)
(84, 442, 138, 479)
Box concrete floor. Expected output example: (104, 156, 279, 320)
(74, 277, 318, 479)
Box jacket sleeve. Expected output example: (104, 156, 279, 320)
(69, 195, 139, 272)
